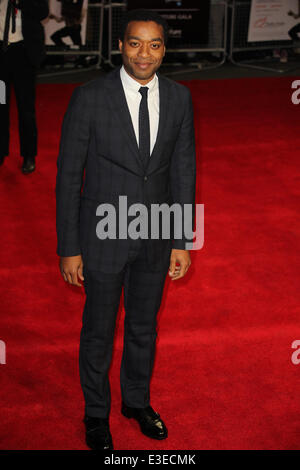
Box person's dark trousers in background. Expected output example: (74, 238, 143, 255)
(51, 24, 82, 47)
(79, 238, 171, 419)
(289, 23, 300, 41)
(0, 41, 37, 161)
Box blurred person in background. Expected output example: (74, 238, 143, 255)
(273, 1, 300, 63)
(50, 0, 84, 49)
(288, 1, 300, 53)
(0, 0, 49, 174)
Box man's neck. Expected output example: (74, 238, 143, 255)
(122, 65, 155, 86)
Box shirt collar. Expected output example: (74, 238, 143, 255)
(120, 65, 158, 96)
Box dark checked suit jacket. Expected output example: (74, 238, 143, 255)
(55, 65, 196, 273)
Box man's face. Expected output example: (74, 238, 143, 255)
(119, 21, 166, 85)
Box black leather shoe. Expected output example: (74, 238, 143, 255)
(0, 155, 6, 166)
(121, 402, 168, 440)
(22, 156, 35, 174)
(84, 416, 114, 450)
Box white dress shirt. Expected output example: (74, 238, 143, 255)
(120, 65, 159, 156)
(0, 0, 23, 43)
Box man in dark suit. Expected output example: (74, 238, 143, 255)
(288, 1, 300, 49)
(0, 0, 49, 173)
(56, 9, 196, 450)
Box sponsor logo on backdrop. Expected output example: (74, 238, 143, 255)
(248, 0, 300, 42)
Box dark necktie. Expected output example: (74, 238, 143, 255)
(2, 1, 16, 53)
(11, 1, 16, 34)
(138, 86, 150, 167)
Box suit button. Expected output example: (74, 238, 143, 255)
(144, 176, 148, 181)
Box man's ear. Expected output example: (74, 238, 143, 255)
(118, 39, 123, 53)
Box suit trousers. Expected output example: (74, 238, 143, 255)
(79, 237, 171, 418)
(51, 25, 82, 47)
(0, 41, 37, 159)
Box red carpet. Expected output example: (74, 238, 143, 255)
(0, 76, 299, 450)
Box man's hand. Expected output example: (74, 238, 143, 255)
(168, 249, 191, 281)
(59, 255, 84, 287)
(49, 13, 64, 22)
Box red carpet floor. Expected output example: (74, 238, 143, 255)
(0, 76, 299, 450)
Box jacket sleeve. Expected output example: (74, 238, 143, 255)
(55, 86, 90, 257)
(169, 87, 196, 250)
(18, 0, 49, 22)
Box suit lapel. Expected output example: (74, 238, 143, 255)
(105, 66, 143, 172)
(147, 72, 169, 175)
(104, 66, 170, 175)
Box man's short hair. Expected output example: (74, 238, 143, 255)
(119, 9, 169, 45)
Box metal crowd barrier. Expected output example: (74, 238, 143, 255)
(43, 0, 300, 76)
(229, 0, 300, 73)
(45, 1, 105, 69)
(106, 1, 126, 66)
(106, 0, 228, 70)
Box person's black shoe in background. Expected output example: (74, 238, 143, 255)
(84, 416, 114, 450)
(121, 402, 168, 440)
(22, 156, 36, 174)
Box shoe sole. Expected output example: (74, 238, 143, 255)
(22, 167, 35, 174)
(86, 436, 114, 450)
(121, 409, 168, 440)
